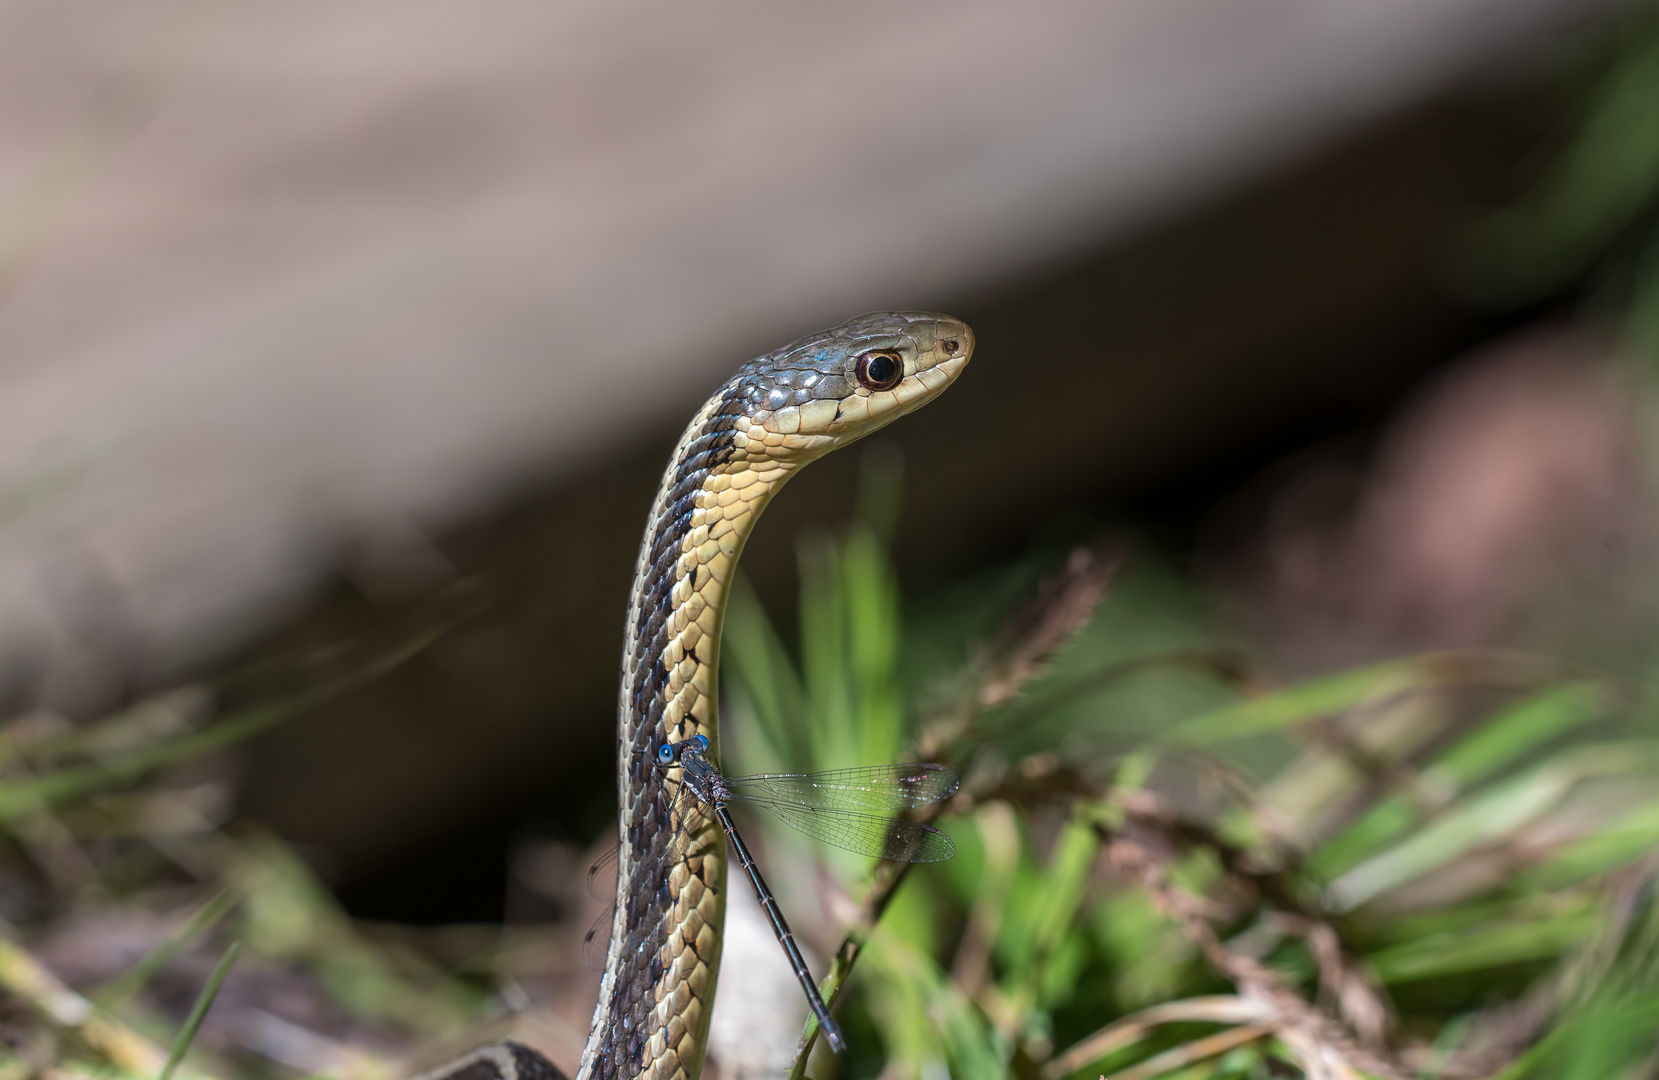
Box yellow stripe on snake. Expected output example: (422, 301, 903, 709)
(418, 312, 971, 1080)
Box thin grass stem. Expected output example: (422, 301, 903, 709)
(97, 890, 235, 1012)
(159, 940, 241, 1080)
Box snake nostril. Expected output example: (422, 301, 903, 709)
(940, 339, 959, 356)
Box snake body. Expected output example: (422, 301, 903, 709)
(423, 312, 971, 1080)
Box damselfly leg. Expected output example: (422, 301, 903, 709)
(582, 738, 958, 1051)
(659, 735, 957, 1053)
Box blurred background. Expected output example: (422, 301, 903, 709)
(5, 2, 1659, 1079)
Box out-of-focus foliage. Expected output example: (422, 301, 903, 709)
(0, 588, 501, 1080)
(9, 493, 1659, 1079)
(721, 454, 1659, 1078)
(1459, 6, 1659, 357)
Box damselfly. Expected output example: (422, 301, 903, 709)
(585, 735, 958, 1053)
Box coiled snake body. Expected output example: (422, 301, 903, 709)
(422, 312, 971, 1080)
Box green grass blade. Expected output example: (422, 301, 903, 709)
(96, 890, 234, 1012)
(1366, 908, 1598, 984)
(1309, 683, 1607, 880)
(158, 939, 240, 1080)
(0, 695, 322, 821)
(1524, 798, 1659, 889)
(1170, 653, 1557, 746)
(722, 573, 811, 770)
(1328, 742, 1659, 911)
(1432, 683, 1607, 788)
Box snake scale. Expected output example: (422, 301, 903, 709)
(417, 311, 972, 1080)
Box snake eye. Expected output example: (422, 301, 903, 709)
(855, 350, 903, 391)
(657, 743, 675, 765)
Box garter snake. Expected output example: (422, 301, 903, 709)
(419, 311, 971, 1080)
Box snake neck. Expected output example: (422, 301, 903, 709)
(578, 388, 805, 1080)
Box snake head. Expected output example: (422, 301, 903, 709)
(725, 311, 973, 463)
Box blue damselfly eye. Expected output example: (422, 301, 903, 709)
(692, 734, 709, 751)
(657, 743, 674, 765)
